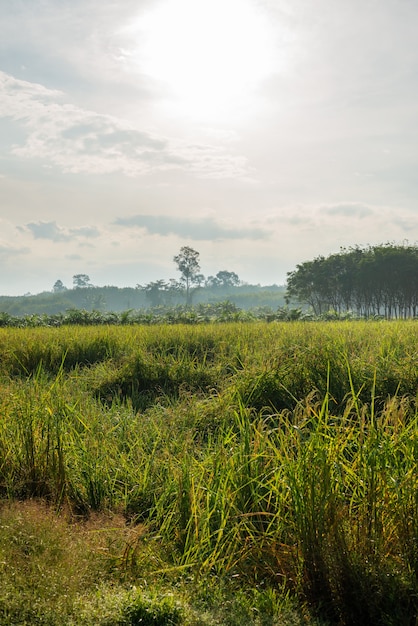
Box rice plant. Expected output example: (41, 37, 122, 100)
(0, 320, 416, 624)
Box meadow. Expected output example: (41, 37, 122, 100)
(0, 321, 416, 625)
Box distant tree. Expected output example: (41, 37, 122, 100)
(206, 271, 240, 288)
(167, 278, 182, 291)
(142, 280, 168, 307)
(87, 291, 105, 311)
(286, 243, 418, 318)
(219, 270, 240, 286)
(138, 279, 183, 307)
(173, 246, 203, 305)
(165, 279, 182, 304)
(53, 279, 67, 293)
(205, 276, 217, 288)
(73, 274, 91, 289)
(194, 273, 206, 287)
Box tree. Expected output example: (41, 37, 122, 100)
(286, 243, 418, 318)
(219, 270, 240, 287)
(73, 274, 91, 289)
(142, 280, 168, 307)
(52, 279, 67, 293)
(173, 246, 202, 305)
(208, 270, 240, 288)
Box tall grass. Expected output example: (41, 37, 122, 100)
(0, 321, 416, 624)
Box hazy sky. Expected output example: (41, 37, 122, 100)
(1, 0, 417, 295)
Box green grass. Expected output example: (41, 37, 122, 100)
(0, 321, 416, 624)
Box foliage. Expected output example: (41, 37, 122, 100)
(0, 302, 260, 327)
(0, 285, 287, 317)
(286, 243, 418, 318)
(173, 246, 202, 306)
(0, 498, 314, 625)
(53, 279, 67, 293)
(0, 321, 416, 624)
(139, 279, 182, 307)
(73, 274, 92, 289)
(206, 271, 240, 288)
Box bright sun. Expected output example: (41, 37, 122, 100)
(133, 0, 277, 122)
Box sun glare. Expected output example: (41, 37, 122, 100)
(133, 0, 277, 122)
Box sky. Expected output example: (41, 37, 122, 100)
(1, 0, 417, 295)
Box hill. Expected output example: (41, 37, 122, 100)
(0, 284, 287, 316)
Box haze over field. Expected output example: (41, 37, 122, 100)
(1, 0, 417, 295)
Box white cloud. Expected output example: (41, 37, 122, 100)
(264, 202, 418, 241)
(0, 71, 250, 179)
(0, 243, 29, 258)
(21, 221, 100, 242)
(115, 214, 268, 240)
(322, 203, 374, 219)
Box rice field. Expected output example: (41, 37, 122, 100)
(0, 321, 417, 625)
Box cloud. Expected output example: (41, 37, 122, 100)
(61, 122, 167, 153)
(323, 203, 374, 218)
(66, 254, 83, 260)
(114, 214, 268, 240)
(73, 226, 100, 238)
(0, 244, 29, 258)
(0, 71, 249, 179)
(21, 221, 100, 242)
(264, 202, 418, 240)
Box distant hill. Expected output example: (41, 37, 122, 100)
(0, 284, 287, 316)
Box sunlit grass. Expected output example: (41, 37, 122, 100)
(0, 321, 416, 624)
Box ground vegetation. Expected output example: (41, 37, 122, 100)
(0, 321, 416, 624)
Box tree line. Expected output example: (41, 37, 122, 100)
(53, 246, 242, 308)
(0, 245, 283, 317)
(286, 243, 418, 318)
(8, 243, 417, 320)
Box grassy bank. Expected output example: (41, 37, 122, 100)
(0, 321, 416, 624)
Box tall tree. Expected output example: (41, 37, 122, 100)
(286, 243, 418, 318)
(206, 270, 240, 288)
(73, 274, 91, 289)
(173, 246, 202, 305)
(141, 280, 167, 306)
(52, 279, 67, 293)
